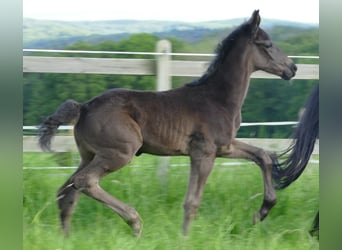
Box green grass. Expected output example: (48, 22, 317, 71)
(23, 153, 319, 249)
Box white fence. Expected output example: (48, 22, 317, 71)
(23, 136, 319, 154)
(23, 40, 319, 91)
(23, 41, 319, 154)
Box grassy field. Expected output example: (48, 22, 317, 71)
(23, 153, 319, 250)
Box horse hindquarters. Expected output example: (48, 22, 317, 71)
(71, 154, 143, 236)
(57, 110, 144, 236)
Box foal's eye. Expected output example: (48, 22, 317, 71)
(264, 41, 272, 48)
(255, 40, 272, 48)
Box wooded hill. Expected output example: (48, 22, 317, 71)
(24, 18, 318, 48)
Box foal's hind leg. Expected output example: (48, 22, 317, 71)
(72, 152, 142, 236)
(57, 182, 81, 235)
(57, 158, 92, 235)
(218, 139, 277, 223)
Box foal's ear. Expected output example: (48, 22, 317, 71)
(247, 10, 261, 37)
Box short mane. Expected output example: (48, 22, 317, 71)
(187, 21, 252, 87)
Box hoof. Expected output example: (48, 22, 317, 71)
(253, 212, 261, 225)
(132, 224, 142, 237)
(182, 228, 189, 237)
(133, 231, 141, 237)
(309, 228, 319, 239)
(129, 216, 142, 237)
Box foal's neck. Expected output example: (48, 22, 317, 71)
(207, 52, 254, 108)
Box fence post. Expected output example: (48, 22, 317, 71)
(155, 40, 172, 183)
(156, 40, 171, 91)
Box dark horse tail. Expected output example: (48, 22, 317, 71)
(38, 100, 81, 152)
(272, 84, 319, 190)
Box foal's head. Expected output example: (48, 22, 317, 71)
(188, 10, 297, 86)
(245, 10, 297, 80)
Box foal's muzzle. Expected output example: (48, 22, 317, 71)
(282, 63, 297, 80)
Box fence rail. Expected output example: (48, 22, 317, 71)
(23, 121, 299, 131)
(23, 56, 319, 79)
(23, 136, 319, 154)
(22, 48, 320, 59)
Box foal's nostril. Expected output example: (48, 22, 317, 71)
(291, 63, 298, 72)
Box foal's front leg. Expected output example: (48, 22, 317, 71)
(218, 139, 277, 223)
(183, 142, 216, 235)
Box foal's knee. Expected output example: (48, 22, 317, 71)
(72, 173, 98, 192)
(255, 148, 273, 167)
(56, 183, 77, 207)
(183, 200, 200, 217)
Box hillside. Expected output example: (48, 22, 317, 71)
(23, 18, 318, 49)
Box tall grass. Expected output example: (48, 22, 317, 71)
(23, 153, 319, 249)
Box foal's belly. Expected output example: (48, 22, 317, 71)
(137, 134, 190, 156)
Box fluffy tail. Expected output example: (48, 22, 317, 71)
(272, 84, 319, 189)
(38, 99, 81, 152)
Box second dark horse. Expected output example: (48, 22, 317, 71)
(273, 84, 319, 237)
(39, 10, 297, 236)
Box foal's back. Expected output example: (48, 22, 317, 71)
(75, 86, 235, 157)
